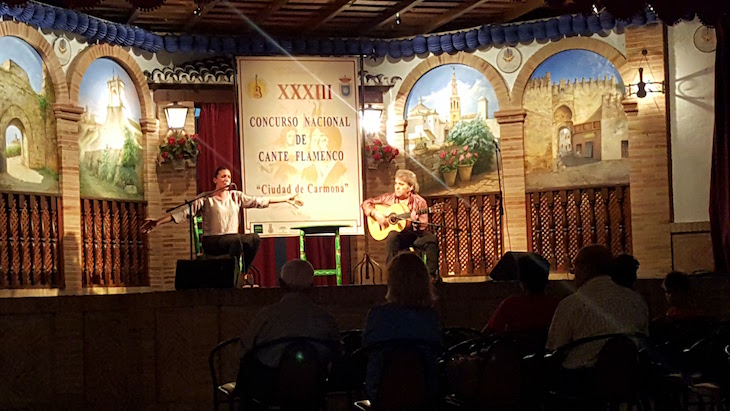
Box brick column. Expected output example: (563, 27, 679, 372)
(53, 103, 84, 291)
(146, 103, 198, 290)
(624, 25, 672, 277)
(494, 109, 529, 252)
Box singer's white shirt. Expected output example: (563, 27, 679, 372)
(171, 190, 269, 236)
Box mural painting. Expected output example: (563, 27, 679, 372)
(0, 36, 58, 194)
(523, 49, 629, 190)
(78, 58, 144, 200)
(403, 64, 501, 196)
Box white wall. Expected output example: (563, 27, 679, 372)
(668, 19, 716, 223)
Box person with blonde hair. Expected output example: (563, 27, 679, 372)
(361, 252, 442, 403)
(361, 169, 440, 280)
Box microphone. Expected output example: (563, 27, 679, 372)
(227, 183, 237, 190)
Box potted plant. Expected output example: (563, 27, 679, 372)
(438, 146, 459, 186)
(446, 118, 496, 174)
(159, 130, 200, 169)
(457, 145, 478, 182)
(364, 138, 399, 170)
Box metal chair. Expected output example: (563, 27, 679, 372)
(209, 337, 243, 411)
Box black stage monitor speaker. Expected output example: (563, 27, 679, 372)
(489, 251, 548, 281)
(175, 258, 236, 290)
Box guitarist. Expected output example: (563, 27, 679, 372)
(361, 169, 439, 280)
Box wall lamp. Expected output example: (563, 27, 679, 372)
(625, 49, 665, 98)
(164, 102, 188, 130)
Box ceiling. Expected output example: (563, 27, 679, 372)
(38, 0, 574, 39)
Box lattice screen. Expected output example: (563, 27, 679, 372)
(81, 198, 149, 286)
(0, 192, 62, 288)
(424, 193, 502, 276)
(526, 185, 632, 271)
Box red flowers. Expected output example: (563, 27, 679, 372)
(160, 129, 200, 164)
(365, 138, 398, 165)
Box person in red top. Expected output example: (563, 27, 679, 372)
(483, 253, 560, 334)
(361, 169, 440, 280)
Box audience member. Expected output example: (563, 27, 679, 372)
(612, 253, 640, 288)
(661, 271, 702, 321)
(362, 252, 443, 404)
(239, 260, 340, 397)
(483, 253, 560, 335)
(546, 244, 649, 369)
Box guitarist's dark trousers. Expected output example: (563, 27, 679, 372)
(385, 229, 439, 278)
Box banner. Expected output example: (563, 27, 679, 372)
(236, 57, 364, 237)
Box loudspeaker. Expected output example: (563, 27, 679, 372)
(489, 251, 548, 281)
(175, 258, 237, 290)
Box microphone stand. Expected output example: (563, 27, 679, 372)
(494, 141, 504, 215)
(165, 184, 235, 260)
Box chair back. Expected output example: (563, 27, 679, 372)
(442, 327, 484, 348)
(594, 334, 643, 400)
(238, 336, 338, 410)
(276, 338, 328, 409)
(193, 215, 203, 256)
(369, 339, 443, 411)
(208, 337, 243, 409)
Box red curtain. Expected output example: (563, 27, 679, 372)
(711, 16, 730, 274)
(196, 103, 351, 285)
(197, 103, 242, 192)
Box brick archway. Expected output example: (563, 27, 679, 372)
(67, 44, 154, 120)
(0, 21, 70, 104)
(511, 37, 629, 108)
(393, 54, 511, 120)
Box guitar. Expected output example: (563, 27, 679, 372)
(366, 202, 442, 241)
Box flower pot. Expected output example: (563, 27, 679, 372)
(366, 157, 379, 170)
(185, 158, 197, 168)
(442, 169, 457, 186)
(173, 159, 186, 170)
(458, 164, 473, 182)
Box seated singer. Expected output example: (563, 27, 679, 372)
(141, 166, 302, 281)
(361, 169, 439, 280)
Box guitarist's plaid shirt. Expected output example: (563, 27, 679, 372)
(361, 192, 429, 231)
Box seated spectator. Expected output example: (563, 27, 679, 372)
(240, 259, 341, 397)
(482, 253, 560, 335)
(612, 253, 640, 288)
(661, 271, 703, 321)
(547, 244, 649, 370)
(362, 252, 443, 403)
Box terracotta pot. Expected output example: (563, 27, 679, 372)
(442, 169, 458, 186)
(172, 159, 186, 170)
(458, 164, 473, 182)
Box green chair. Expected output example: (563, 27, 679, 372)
(292, 225, 350, 286)
(192, 215, 247, 285)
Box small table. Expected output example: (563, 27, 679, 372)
(292, 225, 350, 286)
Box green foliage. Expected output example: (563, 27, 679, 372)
(99, 150, 115, 182)
(121, 133, 140, 167)
(446, 118, 496, 173)
(38, 94, 48, 112)
(117, 166, 138, 186)
(159, 130, 200, 163)
(6, 143, 21, 157)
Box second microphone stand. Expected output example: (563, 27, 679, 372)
(165, 184, 234, 260)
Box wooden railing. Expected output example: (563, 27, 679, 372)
(81, 198, 149, 287)
(526, 185, 632, 271)
(0, 192, 62, 288)
(425, 193, 503, 276)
